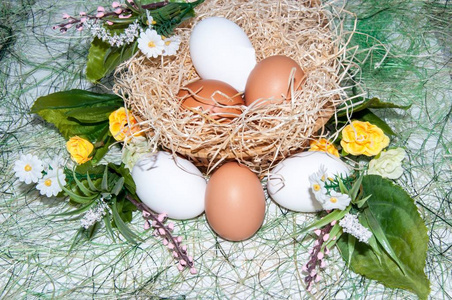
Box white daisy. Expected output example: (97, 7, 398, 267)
(36, 168, 66, 197)
(162, 35, 181, 56)
(13, 154, 44, 184)
(137, 28, 164, 58)
(43, 155, 67, 172)
(321, 190, 351, 211)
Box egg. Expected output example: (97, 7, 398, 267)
(267, 151, 351, 212)
(178, 79, 244, 121)
(132, 151, 206, 220)
(244, 55, 305, 106)
(205, 162, 266, 241)
(190, 17, 256, 92)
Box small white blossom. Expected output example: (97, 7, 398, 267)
(13, 154, 44, 184)
(36, 168, 66, 197)
(137, 28, 164, 58)
(309, 165, 351, 210)
(80, 202, 108, 229)
(121, 136, 151, 170)
(368, 148, 406, 179)
(339, 213, 372, 243)
(85, 20, 141, 47)
(309, 165, 328, 196)
(162, 35, 181, 56)
(321, 190, 351, 211)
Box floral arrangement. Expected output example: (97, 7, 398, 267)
(13, 1, 430, 299)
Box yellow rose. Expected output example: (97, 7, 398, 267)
(66, 136, 94, 164)
(109, 107, 143, 142)
(340, 121, 389, 156)
(309, 138, 339, 157)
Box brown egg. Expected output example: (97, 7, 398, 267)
(244, 55, 305, 106)
(205, 162, 266, 241)
(178, 79, 244, 121)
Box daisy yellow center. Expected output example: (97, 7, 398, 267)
(330, 197, 338, 203)
(44, 179, 52, 187)
(24, 164, 32, 172)
(148, 41, 156, 48)
(313, 184, 321, 192)
(165, 40, 171, 46)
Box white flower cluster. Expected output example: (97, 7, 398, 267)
(13, 154, 67, 197)
(80, 201, 108, 229)
(309, 165, 351, 211)
(339, 213, 372, 243)
(85, 19, 141, 47)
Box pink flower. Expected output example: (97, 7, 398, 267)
(114, 8, 123, 14)
(323, 234, 330, 242)
(96, 12, 105, 18)
(106, 21, 114, 25)
(177, 264, 184, 271)
(314, 229, 321, 236)
(79, 12, 86, 16)
(317, 252, 324, 260)
(97, 6, 105, 12)
(62, 13, 70, 19)
(190, 267, 197, 274)
(144, 221, 150, 230)
(112, 1, 121, 8)
(167, 222, 175, 231)
(119, 14, 132, 19)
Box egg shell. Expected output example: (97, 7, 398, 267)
(244, 55, 305, 106)
(190, 17, 256, 92)
(132, 151, 206, 220)
(178, 79, 244, 121)
(205, 162, 266, 241)
(267, 151, 351, 212)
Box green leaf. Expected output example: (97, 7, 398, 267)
(109, 163, 137, 195)
(336, 97, 411, 118)
(337, 175, 430, 299)
(111, 198, 140, 244)
(31, 89, 122, 141)
(298, 207, 350, 235)
(86, 38, 111, 83)
(65, 106, 119, 124)
(355, 109, 396, 136)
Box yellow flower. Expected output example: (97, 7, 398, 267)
(309, 138, 340, 157)
(109, 107, 143, 142)
(340, 121, 389, 156)
(66, 136, 94, 164)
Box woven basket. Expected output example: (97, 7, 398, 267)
(115, 0, 354, 176)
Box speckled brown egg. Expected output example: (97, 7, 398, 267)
(178, 79, 244, 121)
(205, 162, 266, 241)
(244, 55, 305, 106)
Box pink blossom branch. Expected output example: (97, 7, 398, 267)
(126, 194, 197, 274)
(302, 222, 334, 292)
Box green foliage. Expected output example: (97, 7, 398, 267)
(86, 0, 204, 82)
(31, 89, 122, 164)
(56, 163, 140, 246)
(330, 97, 411, 136)
(337, 175, 430, 299)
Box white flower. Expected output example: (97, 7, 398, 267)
(339, 213, 372, 243)
(43, 155, 67, 172)
(36, 168, 66, 197)
(80, 202, 108, 229)
(137, 28, 164, 58)
(321, 190, 351, 211)
(309, 165, 328, 197)
(368, 148, 406, 179)
(162, 35, 181, 56)
(13, 154, 44, 184)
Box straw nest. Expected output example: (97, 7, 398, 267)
(114, 0, 357, 176)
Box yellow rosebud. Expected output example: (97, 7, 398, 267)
(109, 107, 143, 141)
(309, 138, 340, 157)
(340, 121, 389, 156)
(66, 136, 94, 164)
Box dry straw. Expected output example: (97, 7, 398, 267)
(114, 0, 361, 176)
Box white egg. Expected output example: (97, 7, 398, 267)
(189, 17, 256, 92)
(267, 151, 351, 212)
(132, 151, 206, 220)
